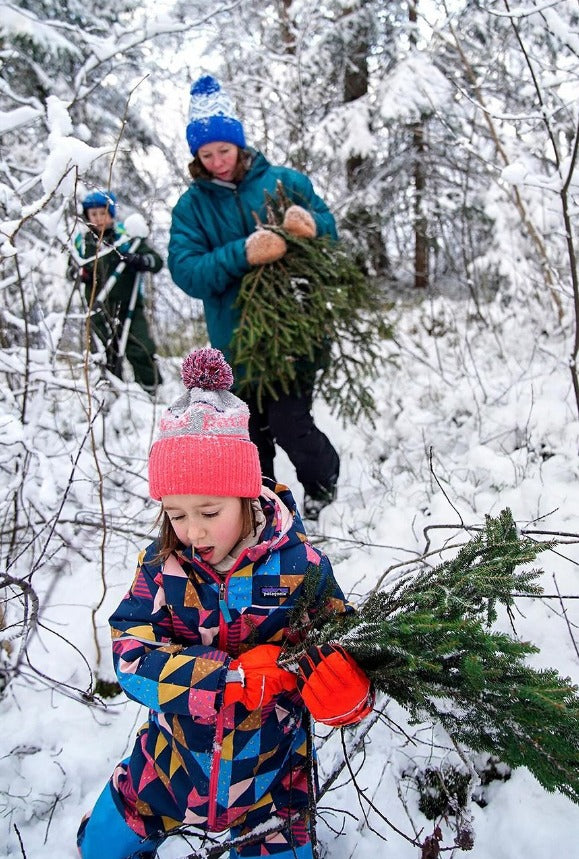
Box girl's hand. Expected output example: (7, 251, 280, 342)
(224, 644, 297, 709)
(296, 643, 374, 727)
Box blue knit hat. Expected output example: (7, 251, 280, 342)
(186, 75, 246, 156)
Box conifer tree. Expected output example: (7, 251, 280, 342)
(282, 509, 579, 805)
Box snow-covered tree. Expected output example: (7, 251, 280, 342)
(0, 0, 211, 683)
(1, 4, 579, 856)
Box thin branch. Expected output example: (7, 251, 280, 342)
(552, 572, 579, 660)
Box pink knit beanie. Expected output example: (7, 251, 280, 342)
(148, 348, 262, 500)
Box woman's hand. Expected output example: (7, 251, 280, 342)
(283, 205, 317, 238)
(245, 229, 287, 266)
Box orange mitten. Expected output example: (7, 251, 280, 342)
(282, 205, 317, 238)
(297, 643, 373, 727)
(245, 229, 287, 266)
(224, 644, 297, 710)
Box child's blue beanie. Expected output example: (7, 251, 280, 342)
(185, 75, 246, 156)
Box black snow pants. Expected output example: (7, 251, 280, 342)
(241, 382, 339, 500)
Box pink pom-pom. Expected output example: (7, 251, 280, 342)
(181, 348, 234, 391)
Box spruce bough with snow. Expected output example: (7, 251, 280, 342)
(281, 509, 579, 805)
(231, 183, 393, 425)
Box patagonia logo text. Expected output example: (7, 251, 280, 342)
(260, 586, 290, 598)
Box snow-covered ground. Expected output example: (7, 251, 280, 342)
(2, 288, 579, 857)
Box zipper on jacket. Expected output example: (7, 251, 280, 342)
(191, 557, 236, 650)
(207, 706, 225, 829)
(233, 189, 251, 233)
(219, 581, 232, 623)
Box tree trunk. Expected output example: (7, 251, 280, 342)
(410, 0, 429, 288)
(343, 2, 389, 276)
(412, 120, 429, 288)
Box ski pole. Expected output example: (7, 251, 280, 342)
(84, 212, 150, 304)
(114, 273, 142, 376)
(95, 211, 150, 302)
(96, 237, 142, 304)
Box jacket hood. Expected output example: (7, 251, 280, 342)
(246, 481, 304, 562)
(173, 479, 306, 572)
(193, 149, 271, 195)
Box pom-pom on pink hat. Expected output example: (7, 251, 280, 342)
(148, 348, 262, 500)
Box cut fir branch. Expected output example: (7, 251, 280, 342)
(282, 509, 579, 805)
(231, 186, 393, 425)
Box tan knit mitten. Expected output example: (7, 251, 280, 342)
(245, 229, 288, 266)
(282, 205, 317, 238)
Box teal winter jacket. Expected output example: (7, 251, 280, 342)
(168, 150, 337, 365)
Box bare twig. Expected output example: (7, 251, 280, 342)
(552, 572, 579, 660)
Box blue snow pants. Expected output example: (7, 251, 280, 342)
(77, 782, 161, 859)
(77, 781, 314, 859)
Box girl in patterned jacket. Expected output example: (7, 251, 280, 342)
(77, 348, 373, 859)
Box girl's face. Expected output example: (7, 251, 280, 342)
(162, 494, 245, 566)
(197, 141, 240, 182)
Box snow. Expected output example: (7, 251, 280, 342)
(0, 105, 41, 134)
(338, 100, 376, 160)
(2, 286, 579, 858)
(124, 213, 150, 240)
(310, 100, 376, 162)
(2, 3, 579, 852)
(501, 162, 527, 185)
(0, 4, 81, 56)
(41, 138, 112, 197)
(378, 50, 453, 123)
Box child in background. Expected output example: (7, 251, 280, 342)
(77, 347, 373, 859)
(71, 190, 164, 394)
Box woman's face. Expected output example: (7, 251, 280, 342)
(162, 494, 245, 566)
(197, 141, 240, 182)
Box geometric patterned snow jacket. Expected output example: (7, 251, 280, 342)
(108, 480, 354, 842)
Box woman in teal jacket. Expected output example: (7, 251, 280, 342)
(168, 75, 340, 521)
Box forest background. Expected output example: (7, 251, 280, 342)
(1, 1, 578, 857)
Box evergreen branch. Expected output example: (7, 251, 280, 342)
(231, 187, 393, 425)
(282, 509, 579, 805)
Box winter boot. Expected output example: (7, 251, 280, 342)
(302, 479, 337, 520)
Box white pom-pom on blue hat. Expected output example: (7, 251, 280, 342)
(186, 75, 246, 156)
